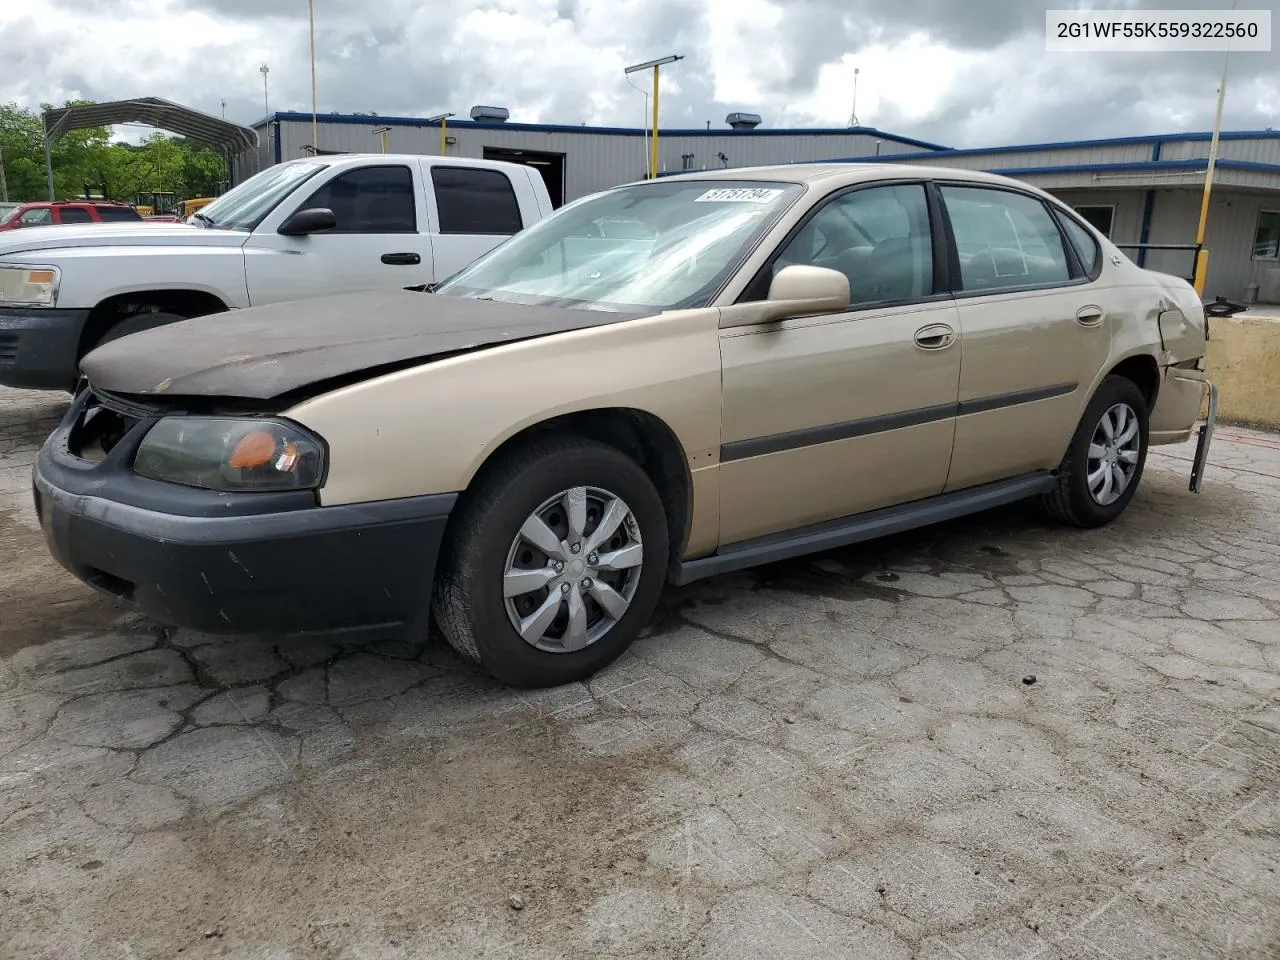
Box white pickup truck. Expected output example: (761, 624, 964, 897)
(0, 153, 554, 390)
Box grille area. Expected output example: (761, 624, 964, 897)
(67, 391, 147, 461)
(0, 333, 17, 364)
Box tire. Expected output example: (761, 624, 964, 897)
(91, 310, 189, 350)
(1040, 374, 1149, 528)
(432, 436, 670, 688)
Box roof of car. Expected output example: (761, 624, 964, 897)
(657, 162, 1034, 191)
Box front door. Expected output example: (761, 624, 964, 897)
(243, 162, 432, 306)
(718, 182, 962, 546)
(936, 184, 1114, 490)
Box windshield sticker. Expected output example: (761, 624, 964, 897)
(693, 188, 784, 204)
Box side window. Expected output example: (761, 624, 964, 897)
(297, 165, 416, 233)
(57, 207, 93, 224)
(19, 208, 52, 226)
(1059, 213, 1101, 276)
(97, 206, 142, 222)
(771, 183, 934, 306)
(431, 167, 523, 236)
(941, 186, 1071, 292)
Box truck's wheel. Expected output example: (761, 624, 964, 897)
(91, 311, 189, 350)
(1040, 375, 1149, 528)
(432, 436, 669, 688)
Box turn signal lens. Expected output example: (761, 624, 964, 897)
(227, 430, 279, 469)
(134, 417, 325, 492)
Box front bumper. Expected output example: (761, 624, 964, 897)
(33, 390, 456, 635)
(0, 307, 92, 390)
(1188, 379, 1218, 494)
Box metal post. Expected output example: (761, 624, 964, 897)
(650, 65, 660, 179)
(309, 0, 319, 152)
(0, 145, 7, 203)
(1192, 0, 1235, 296)
(43, 118, 55, 201)
(441, 117, 447, 155)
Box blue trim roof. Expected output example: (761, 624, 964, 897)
(256, 111, 949, 151)
(823, 129, 1280, 164)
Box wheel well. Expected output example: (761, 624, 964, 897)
(465, 409, 693, 568)
(78, 289, 228, 360)
(1106, 354, 1160, 410)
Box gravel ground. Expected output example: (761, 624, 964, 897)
(1, 385, 1278, 960)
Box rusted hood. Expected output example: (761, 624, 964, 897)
(79, 288, 648, 400)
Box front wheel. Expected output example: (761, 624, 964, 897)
(1040, 375, 1149, 528)
(432, 436, 670, 688)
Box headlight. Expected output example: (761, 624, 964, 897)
(0, 264, 59, 307)
(133, 417, 325, 492)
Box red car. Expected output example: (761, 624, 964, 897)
(0, 200, 143, 231)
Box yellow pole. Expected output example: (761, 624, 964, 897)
(308, 0, 318, 151)
(1191, 0, 1235, 295)
(440, 117, 447, 155)
(380, 130, 388, 153)
(650, 64, 660, 179)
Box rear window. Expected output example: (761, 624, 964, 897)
(96, 206, 142, 222)
(431, 166, 523, 235)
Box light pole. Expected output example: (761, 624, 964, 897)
(1191, 0, 1236, 296)
(260, 63, 270, 117)
(372, 125, 391, 153)
(848, 67, 860, 127)
(427, 113, 455, 154)
(624, 55, 683, 180)
(308, 0, 318, 151)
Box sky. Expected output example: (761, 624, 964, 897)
(1, 0, 1276, 149)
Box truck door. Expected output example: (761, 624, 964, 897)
(421, 161, 526, 281)
(242, 162, 432, 305)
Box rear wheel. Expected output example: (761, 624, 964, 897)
(433, 437, 669, 688)
(1041, 375, 1149, 528)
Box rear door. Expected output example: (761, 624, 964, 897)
(422, 163, 526, 281)
(938, 183, 1113, 490)
(243, 162, 432, 305)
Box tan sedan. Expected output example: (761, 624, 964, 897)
(34, 164, 1218, 688)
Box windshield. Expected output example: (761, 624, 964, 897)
(0, 205, 20, 225)
(435, 179, 805, 311)
(196, 161, 326, 230)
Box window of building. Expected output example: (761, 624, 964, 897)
(432, 166, 523, 235)
(1252, 210, 1280, 260)
(57, 207, 94, 223)
(296, 165, 417, 233)
(1073, 204, 1115, 238)
(771, 183, 934, 306)
(941, 186, 1072, 292)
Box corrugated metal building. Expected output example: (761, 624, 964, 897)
(233, 109, 1280, 303)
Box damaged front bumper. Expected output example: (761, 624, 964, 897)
(1188, 379, 1218, 494)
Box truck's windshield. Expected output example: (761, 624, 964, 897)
(197, 162, 326, 231)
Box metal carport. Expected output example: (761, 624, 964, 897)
(40, 96, 260, 200)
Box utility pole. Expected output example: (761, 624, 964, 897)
(260, 63, 270, 117)
(308, 0, 319, 151)
(221, 99, 227, 119)
(0, 145, 7, 202)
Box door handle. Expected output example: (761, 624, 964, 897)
(1076, 305, 1105, 326)
(913, 323, 956, 350)
(381, 252, 421, 265)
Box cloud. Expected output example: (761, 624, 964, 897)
(2, 0, 1277, 150)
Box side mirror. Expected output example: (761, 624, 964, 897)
(278, 207, 337, 236)
(766, 264, 849, 314)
